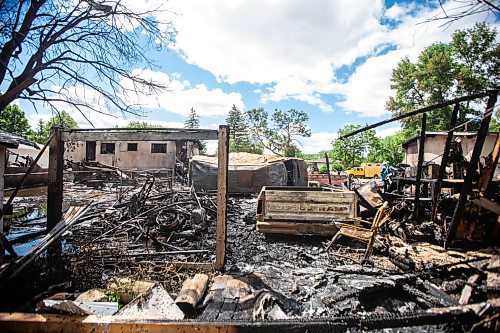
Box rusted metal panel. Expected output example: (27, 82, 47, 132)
(256, 186, 356, 236)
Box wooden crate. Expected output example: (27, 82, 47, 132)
(256, 186, 357, 236)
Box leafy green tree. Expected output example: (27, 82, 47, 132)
(331, 124, 378, 169)
(366, 128, 415, 165)
(125, 121, 162, 128)
(226, 105, 251, 152)
(387, 23, 499, 132)
(246, 108, 311, 156)
(0, 104, 32, 137)
(184, 107, 200, 129)
(36, 111, 78, 142)
(29, 119, 46, 143)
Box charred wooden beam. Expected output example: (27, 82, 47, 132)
(325, 152, 332, 185)
(432, 103, 460, 222)
(47, 127, 64, 231)
(339, 91, 496, 140)
(446, 91, 498, 246)
(215, 125, 229, 270)
(414, 113, 427, 222)
(61, 129, 218, 142)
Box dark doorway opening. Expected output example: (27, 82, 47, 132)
(86, 141, 96, 161)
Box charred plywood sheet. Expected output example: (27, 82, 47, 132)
(256, 187, 357, 236)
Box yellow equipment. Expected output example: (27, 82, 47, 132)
(345, 163, 382, 179)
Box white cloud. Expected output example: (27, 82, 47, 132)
(376, 125, 401, 138)
(121, 69, 244, 117)
(298, 132, 337, 154)
(332, 2, 498, 117)
(166, 0, 386, 86)
(155, 0, 497, 117)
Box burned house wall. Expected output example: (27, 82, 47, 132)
(65, 141, 176, 171)
(404, 134, 497, 167)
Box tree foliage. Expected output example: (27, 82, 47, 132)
(331, 124, 378, 169)
(0, 104, 32, 137)
(366, 128, 415, 165)
(32, 110, 78, 142)
(246, 108, 310, 157)
(0, 0, 173, 120)
(226, 105, 249, 152)
(29, 119, 46, 143)
(387, 23, 499, 132)
(125, 121, 162, 128)
(184, 107, 200, 129)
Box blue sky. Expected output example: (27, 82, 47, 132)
(22, 0, 499, 153)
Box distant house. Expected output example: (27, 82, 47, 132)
(65, 139, 202, 171)
(402, 132, 498, 167)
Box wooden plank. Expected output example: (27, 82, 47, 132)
(61, 129, 218, 142)
(414, 113, 426, 223)
(447, 92, 497, 246)
(215, 125, 229, 271)
(266, 190, 355, 199)
(432, 103, 459, 222)
(264, 212, 353, 222)
(47, 127, 64, 231)
(256, 222, 339, 236)
(0, 313, 239, 333)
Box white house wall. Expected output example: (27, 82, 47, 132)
(65, 141, 176, 171)
(405, 134, 497, 166)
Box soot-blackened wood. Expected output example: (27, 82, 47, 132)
(47, 127, 64, 231)
(61, 129, 219, 142)
(325, 152, 332, 185)
(446, 92, 498, 246)
(175, 273, 209, 314)
(215, 125, 229, 270)
(339, 91, 494, 140)
(432, 103, 460, 222)
(414, 113, 427, 223)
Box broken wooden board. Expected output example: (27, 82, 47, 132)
(256, 186, 356, 236)
(256, 221, 339, 236)
(36, 300, 118, 316)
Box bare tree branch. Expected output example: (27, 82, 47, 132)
(420, 0, 499, 29)
(0, 0, 174, 122)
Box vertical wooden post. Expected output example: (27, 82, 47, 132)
(324, 152, 332, 185)
(414, 113, 427, 222)
(47, 127, 64, 231)
(0, 146, 5, 265)
(446, 92, 498, 247)
(215, 125, 229, 270)
(432, 103, 460, 222)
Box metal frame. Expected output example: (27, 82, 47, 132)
(46, 126, 229, 270)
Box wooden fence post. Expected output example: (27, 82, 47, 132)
(215, 125, 229, 270)
(47, 127, 64, 231)
(414, 113, 427, 223)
